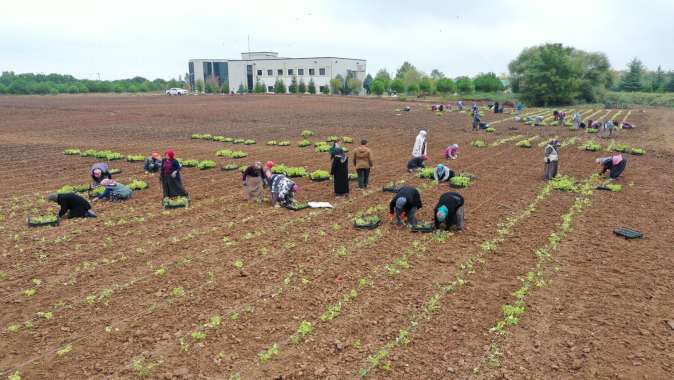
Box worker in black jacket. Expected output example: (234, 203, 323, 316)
(434, 192, 464, 231)
(47, 192, 97, 219)
(389, 186, 422, 227)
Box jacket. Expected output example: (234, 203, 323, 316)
(389, 186, 422, 214)
(434, 192, 464, 229)
(144, 157, 161, 172)
(160, 159, 182, 182)
(352, 146, 373, 169)
(57, 193, 92, 218)
(97, 183, 133, 200)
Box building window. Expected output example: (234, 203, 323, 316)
(277, 69, 283, 76)
(309, 68, 315, 76)
(257, 69, 262, 76)
(319, 68, 326, 75)
(267, 86, 274, 92)
(267, 69, 273, 76)
(319, 85, 328, 93)
(288, 69, 294, 75)
(298, 69, 304, 76)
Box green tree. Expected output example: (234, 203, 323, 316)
(430, 69, 445, 80)
(455, 76, 475, 94)
(435, 78, 455, 94)
(406, 83, 419, 95)
(473, 72, 504, 92)
(220, 80, 229, 93)
(652, 65, 666, 92)
(205, 75, 219, 93)
(320, 84, 330, 94)
(363, 74, 373, 94)
(390, 79, 405, 94)
(418, 78, 433, 95)
(347, 78, 363, 95)
(237, 83, 247, 94)
(619, 58, 644, 92)
(370, 79, 385, 95)
(298, 79, 307, 93)
(289, 76, 299, 93)
(195, 79, 205, 93)
(253, 79, 266, 93)
(395, 61, 417, 80)
(274, 79, 286, 94)
(330, 75, 344, 94)
(374, 69, 391, 92)
(666, 71, 674, 92)
(308, 79, 316, 94)
(0, 83, 10, 94)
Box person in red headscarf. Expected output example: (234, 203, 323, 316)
(159, 149, 189, 198)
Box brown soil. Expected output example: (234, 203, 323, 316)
(0, 94, 672, 379)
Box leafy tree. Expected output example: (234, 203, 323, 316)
(308, 79, 316, 94)
(666, 71, 674, 92)
(619, 58, 644, 92)
(289, 76, 299, 93)
(220, 80, 229, 93)
(320, 84, 330, 94)
(205, 75, 219, 93)
(435, 78, 455, 94)
(395, 61, 417, 80)
(363, 74, 373, 94)
(330, 75, 344, 94)
(374, 69, 391, 92)
(370, 79, 385, 95)
(237, 84, 247, 94)
(455, 76, 475, 94)
(652, 65, 666, 92)
(418, 78, 433, 95)
(274, 79, 286, 94)
(347, 78, 363, 94)
(430, 69, 445, 80)
(253, 79, 266, 93)
(390, 79, 405, 94)
(195, 79, 205, 93)
(473, 72, 504, 92)
(406, 83, 419, 95)
(0, 83, 8, 94)
(298, 79, 307, 93)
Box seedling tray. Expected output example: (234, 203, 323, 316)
(613, 227, 643, 239)
(27, 217, 59, 228)
(286, 203, 310, 211)
(410, 223, 435, 233)
(221, 165, 239, 171)
(354, 220, 381, 230)
(382, 186, 403, 193)
(163, 198, 190, 209)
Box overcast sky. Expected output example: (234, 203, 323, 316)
(2, 0, 673, 80)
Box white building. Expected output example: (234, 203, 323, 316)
(188, 52, 366, 94)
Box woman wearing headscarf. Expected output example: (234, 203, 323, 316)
(47, 192, 96, 219)
(433, 164, 454, 183)
(543, 139, 561, 180)
(329, 139, 343, 160)
(93, 179, 133, 202)
(144, 152, 162, 173)
(409, 130, 428, 172)
(596, 154, 627, 180)
(444, 144, 459, 160)
(388, 186, 422, 227)
(331, 147, 350, 197)
(159, 149, 188, 198)
(242, 161, 264, 202)
(434, 192, 464, 231)
(90, 163, 112, 188)
(269, 174, 298, 208)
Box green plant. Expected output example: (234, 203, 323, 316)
(109, 168, 121, 175)
(416, 168, 434, 179)
(171, 287, 185, 297)
(232, 138, 245, 144)
(291, 320, 313, 344)
(132, 358, 156, 378)
(605, 183, 622, 192)
(198, 160, 216, 170)
(89, 186, 105, 197)
(298, 139, 311, 147)
(449, 175, 471, 188)
(191, 133, 213, 140)
(277, 140, 290, 146)
(314, 143, 331, 153)
(7, 371, 21, 380)
(550, 175, 578, 192)
(64, 148, 80, 155)
(309, 170, 330, 181)
(28, 215, 58, 224)
(471, 140, 487, 148)
(266, 140, 277, 146)
(223, 137, 234, 143)
(216, 149, 248, 159)
(580, 141, 602, 151)
(126, 154, 145, 162)
(326, 135, 339, 142)
(516, 139, 532, 148)
(342, 136, 353, 143)
(348, 172, 358, 181)
(191, 331, 207, 341)
(243, 139, 256, 145)
(57, 344, 72, 357)
(127, 179, 148, 190)
(301, 130, 314, 138)
(587, 128, 599, 133)
(630, 147, 645, 155)
(221, 163, 239, 170)
(212, 136, 226, 142)
(163, 196, 189, 208)
(180, 159, 199, 167)
(80, 149, 97, 157)
(285, 167, 307, 177)
(485, 127, 496, 133)
(57, 184, 89, 194)
(354, 215, 380, 227)
(258, 343, 280, 364)
(233, 259, 244, 269)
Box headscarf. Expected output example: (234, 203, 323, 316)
(47, 193, 58, 202)
(412, 130, 427, 158)
(163, 149, 175, 175)
(612, 154, 623, 165)
(165, 149, 175, 160)
(151, 152, 160, 160)
(436, 164, 446, 176)
(436, 205, 448, 222)
(452, 144, 459, 149)
(265, 161, 274, 169)
(91, 163, 109, 176)
(395, 197, 407, 211)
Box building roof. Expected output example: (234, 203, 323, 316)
(189, 56, 365, 62)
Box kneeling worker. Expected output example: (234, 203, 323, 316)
(47, 192, 97, 219)
(434, 192, 464, 231)
(389, 186, 422, 227)
(433, 164, 455, 183)
(596, 154, 627, 180)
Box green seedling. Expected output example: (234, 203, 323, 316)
(171, 287, 185, 297)
(57, 344, 72, 357)
(471, 140, 487, 148)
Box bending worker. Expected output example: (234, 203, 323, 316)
(434, 192, 464, 231)
(47, 192, 97, 219)
(389, 186, 422, 227)
(433, 164, 454, 183)
(596, 154, 627, 180)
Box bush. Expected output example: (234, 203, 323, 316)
(289, 76, 299, 93)
(298, 80, 307, 94)
(370, 79, 386, 95)
(390, 79, 405, 94)
(237, 84, 247, 94)
(406, 83, 419, 95)
(274, 79, 286, 94)
(455, 76, 475, 94)
(253, 79, 266, 93)
(473, 72, 504, 92)
(308, 79, 316, 94)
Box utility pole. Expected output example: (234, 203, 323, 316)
(97, 72, 101, 81)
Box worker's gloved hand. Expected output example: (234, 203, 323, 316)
(388, 212, 394, 221)
(171, 171, 177, 178)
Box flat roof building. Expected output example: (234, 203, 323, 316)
(188, 52, 366, 94)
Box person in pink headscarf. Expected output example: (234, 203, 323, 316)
(444, 144, 459, 160)
(596, 154, 627, 180)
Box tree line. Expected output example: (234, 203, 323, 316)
(0, 72, 184, 95)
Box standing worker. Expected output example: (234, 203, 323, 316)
(242, 161, 265, 202)
(159, 149, 189, 199)
(353, 139, 373, 189)
(596, 154, 627, 180)
(543, 139, 561, 180)
(47, 192, 97, 219)
(409, 130, 428, 172)
(389, 186, 422, 227)
(434, 192, 465, 231)
(472, 110, 481, 131)
(331, 149, 350, 198)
